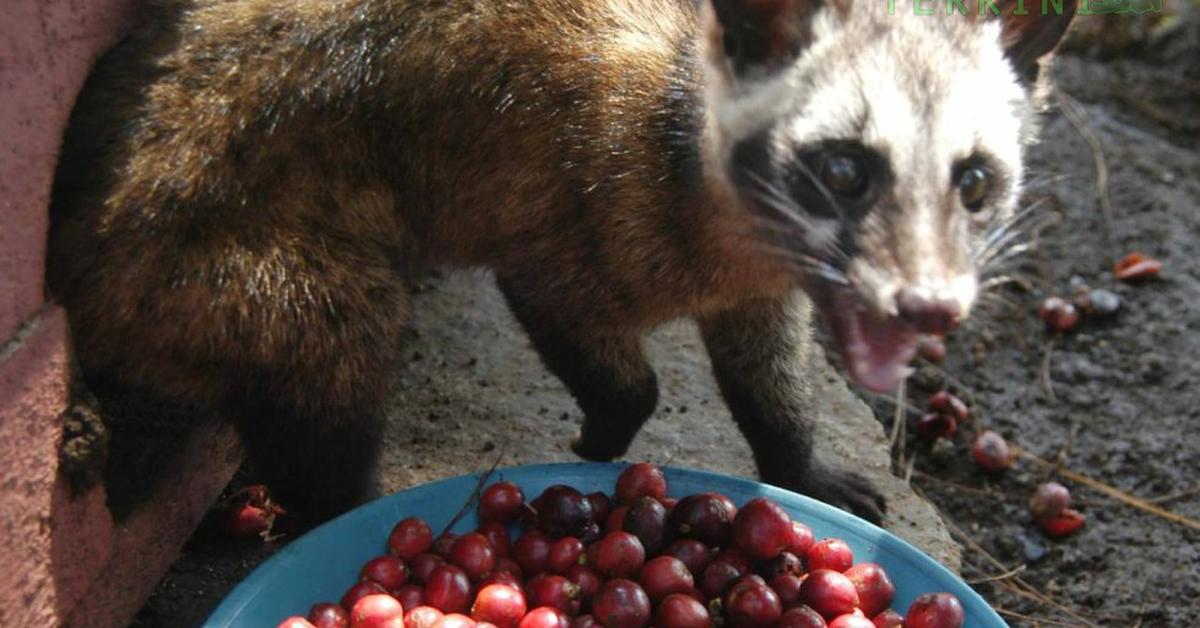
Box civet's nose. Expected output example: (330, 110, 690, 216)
(895, 288, 961, 336)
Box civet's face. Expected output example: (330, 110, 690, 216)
(702, 0, 1074, 392)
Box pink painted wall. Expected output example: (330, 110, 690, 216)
(0, 1, 243, 626)
(0, 0, 132, 341)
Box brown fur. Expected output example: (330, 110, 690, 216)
(50, 0, 1076, 523)
(49, 0, 870, 522)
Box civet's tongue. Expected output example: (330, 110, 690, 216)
(814, 287, 921, 394)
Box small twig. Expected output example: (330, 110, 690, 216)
(864, 389, 925, 418)
(441, 450, 505, 536)
(1057, 91, 1117, 249)
(890, 380, 907, 474)
(912, 470, 1005, 498)
(1039, 335, 1058, 402)
(967, 563, 1027, 585)
(1046, 422, 1078, 481)
(1014, 445, 1200, 532)
(1148, 485, 1200, 505)
(994, 607, 1088, 627)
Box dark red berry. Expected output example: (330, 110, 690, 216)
(308, 602, 350, 628)
(526, 574, 581, 616)
(570, 615, 600, 628)
(971, 431, 1014, 473)
(662, 539, 713, 580)
(604, 506, 628, 534)
(614, 463, 667, 505)
(519, 607, 572, 628)
(411, 554, 447, 584)
(806, 539, 854, 573)
(843, 564, 894, 618)
(905, 592, 964, 628)
(586, 493, 613, 524)
(724, 577, 782, 628)
(1039, 508, 1086, 537)
(394, 585, 425, 611)
(361, 556, 410, 593)
(828, 614, 875, 628)
(477, 521, 512, 559)
(787, 521, 815, 557)
(389, 518, 434, 559)
(654, 593, 713, 628)
(471, 584, 527, 628)
(1029, 482, 1071, 522)
(350, 594, 405, 628)
(480, 482, 526, 524)
(425, 564, 472, 614)
(588, 531, 645, 579)
(699, 560, 744, 600)
(432, 613, 476, 628)
(872, 609, 904, 628)
(915, 413, 956, 441)
(494, 558, 524, 579)
(668, 493, 735, 547)
(776, 606, 827, 628)
(404, 606, 444, 628)
(513, 530, 554, 576)
(591, 579, 651, 628)
(768, 574, 804, 609)
(538, 485, 596, 538)
(548, 537, 586, 574)
(799, 570, 859, 620)
(638, 556, 695, 604)
(478, 571, 524, 593)
(731, 499, 793, 561)
(341, 581, 386, 611)
(223, 503, 273, 538)
(927, 391, 968, 423)
(433, 533, 460, 559)
(565, 565, 602, 612)
(758, 552, 803, 579)
(1039, 297, 1079, 332)
(715, 548, 753, 575)
(451, 532, 497, 580)
(622, 496, 668, 555)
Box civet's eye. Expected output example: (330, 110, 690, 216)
(957, 166, 990, 212)
(821, 154, 868, 198)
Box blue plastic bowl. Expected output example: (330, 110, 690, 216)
(206, 463, 1005, 627)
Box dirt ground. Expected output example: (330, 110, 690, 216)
(129, 9, 1200, 628)
(884, 11, 1200, 626)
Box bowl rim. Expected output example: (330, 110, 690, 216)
(206, 462, 1005, 626)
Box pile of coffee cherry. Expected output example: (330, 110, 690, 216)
(277, 464, 966, 628)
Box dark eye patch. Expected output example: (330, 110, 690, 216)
(787, 140, 892, 222)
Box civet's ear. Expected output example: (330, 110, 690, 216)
(994, 0, 1078, 82)
(708, 0, 828, 75)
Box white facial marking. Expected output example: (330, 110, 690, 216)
(701, 1, 1034, 325)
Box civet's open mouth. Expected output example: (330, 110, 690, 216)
(809, 283, 922, 394)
